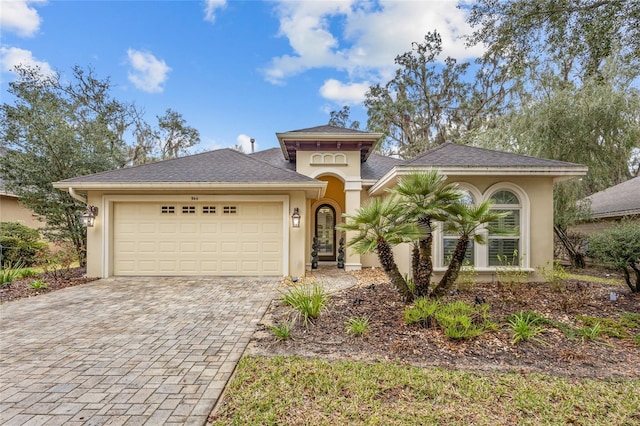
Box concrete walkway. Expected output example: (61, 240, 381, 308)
(0, 276, 278, 426)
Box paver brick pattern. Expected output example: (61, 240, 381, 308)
(0, 276, 278, 425)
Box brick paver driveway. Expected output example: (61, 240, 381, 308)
(0, 276, 278, 425)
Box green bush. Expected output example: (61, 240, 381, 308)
(506, 311, 547, 345)
(405, 298, 495, 340)
(345, 316, 370, 337)
(0, 222, 47, 267)
(587, 221, 640, 292)
(282, 284, 328, 327)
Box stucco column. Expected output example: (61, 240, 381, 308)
(344, 178, 362, 271)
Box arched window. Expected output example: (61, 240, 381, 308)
(487, 190, 521, 266)
(442, 189, 475, 265)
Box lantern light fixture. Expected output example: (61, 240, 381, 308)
(81, 205, 98, 228)
(291, 207, 301, 228)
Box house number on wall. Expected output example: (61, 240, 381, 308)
(191, 196, 199, 201)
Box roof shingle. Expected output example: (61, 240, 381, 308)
(585, 176, 640, 219)
(59, 148, 317, 183)
(403, 143, 583, 168)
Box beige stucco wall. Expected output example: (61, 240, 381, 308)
(0, 195, 44, 229)
(359, 175, 557, 282)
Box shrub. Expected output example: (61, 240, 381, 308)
(587, 221, 640, 292)
(270, 320, 295, 341)
(18, 268, 38, 279)
(0, 222, 47, 267)
(0, 265, 22, 288)
(455, 260, 477, 292)
(538, 261, 569, 292)
(405, 298, 495, 340)
(506, 311, 547, 345)
(404, 297, 440, 327)
(29, 279, 48, 290)
(282, 284, 328, 327)
(345, 316, 370, 337)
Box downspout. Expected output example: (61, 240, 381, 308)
(68, 187, 87, 204)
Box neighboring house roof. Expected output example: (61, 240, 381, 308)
(0, 177, 18, 198)
(584, 176, 640, 219)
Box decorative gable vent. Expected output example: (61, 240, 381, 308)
(310, 152, 348, 165)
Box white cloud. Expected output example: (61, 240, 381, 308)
(264, 0, 486, 101)
(319, 79, 369, 105)
(236, 134, 257, 153)
(126, 49, 171, 93)
(0, 46, 53, 76)
(0, 0, 45, 37)
(204, 0, 226, 23)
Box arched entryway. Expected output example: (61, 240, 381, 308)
(315, 204, 336, 261)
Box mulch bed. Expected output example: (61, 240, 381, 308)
(0, 267, 98, 303)
(249, 268, 640, 379)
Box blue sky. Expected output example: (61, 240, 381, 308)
(1, 0, 483, 153)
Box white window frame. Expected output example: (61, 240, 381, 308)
(434, 182, 530, 271)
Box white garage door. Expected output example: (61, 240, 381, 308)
(113, 202, 283, 276)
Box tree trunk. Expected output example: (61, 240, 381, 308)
(377, 237, 413, 302)
(624, 263, 640, 293)
(432, 236, 469, 298)
(554, 225, 585, 268)
(413, 216, 434, 297)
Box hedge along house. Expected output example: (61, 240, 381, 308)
(53, 125, 587, 281)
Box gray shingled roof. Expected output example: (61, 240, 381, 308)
(362, 152, 402, 180)
(249, 148, 295, 171)
(285, 125, 371, 135)
(584, 176, 640, 219)
(58, 148, 318, 184)
(403, 143, 583, 168)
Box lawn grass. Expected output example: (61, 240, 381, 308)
(566, 273, 623, 286)
(211, 356, 640, 425)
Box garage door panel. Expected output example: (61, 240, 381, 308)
(113, 202, 282, 276)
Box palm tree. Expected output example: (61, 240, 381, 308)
(338, 196, 421, 302)
(431, 201, 509, 298)
(389, 171, 462, 297)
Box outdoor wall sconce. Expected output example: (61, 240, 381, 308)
(291, 207, 301, 228)
(81, 205, 98, 228)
